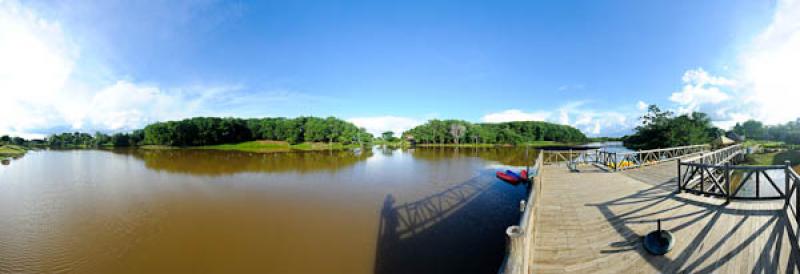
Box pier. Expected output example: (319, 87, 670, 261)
(503, 144, 800, 273)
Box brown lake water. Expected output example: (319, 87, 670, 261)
(0, 147, 535, 274)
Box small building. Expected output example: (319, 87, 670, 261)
(405, 135, 417, 147)
(715, 135, 735, 147)
(725, 132, 746, 143)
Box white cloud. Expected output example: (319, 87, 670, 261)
(480, 109, 550, 123)
(737, 0, 800, 124)
(670, 0, 800, 128)
(0, 1, 262, 137)
(669, 68, 733, 114)
(0, 0, 75, 137)
(481, 102, 635, 137)
(347, 116, 423, 136)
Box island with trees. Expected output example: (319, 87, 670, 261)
(402, 119, 587, 146)
(622, 105, 723, 150)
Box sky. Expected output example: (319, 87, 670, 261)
(1, 0, 799, 138)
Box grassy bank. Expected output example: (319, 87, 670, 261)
(198, 140, 362, 153)
(745, 150, 800, 166)
(0, 145, 27, 157)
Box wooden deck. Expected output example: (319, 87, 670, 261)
(529, 163, 800, 273)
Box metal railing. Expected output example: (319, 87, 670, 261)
(542, 144, 709, 172)
(676, 144, 792, 200)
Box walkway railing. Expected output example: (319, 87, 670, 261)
(602, 144, 709, 171)
(501, 151, 543, 274)
(542, 144, 709, 171)
(677, 144, 787, 200)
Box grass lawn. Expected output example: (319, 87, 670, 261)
(199, 140, 361, 153)
(0, 145, 27, 157)
(524, 141, 566, 147)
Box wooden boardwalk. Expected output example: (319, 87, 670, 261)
(529, 163, 800, 273)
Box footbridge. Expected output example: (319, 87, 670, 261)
(502, 144, 800, 273)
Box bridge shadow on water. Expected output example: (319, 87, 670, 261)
(590, 171, 800, 273)
(373, 170, 527, 274)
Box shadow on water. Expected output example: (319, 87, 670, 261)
(373, 170, 527, 274)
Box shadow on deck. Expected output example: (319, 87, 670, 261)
(373, 170, 527, 274)
(586, 165, 800, 273)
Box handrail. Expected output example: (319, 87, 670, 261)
(541, 144, 711, 172)
(630, 144, 709, 155)
(601, 144, 709, 171)
(682, 144, 744, 164)
(678, 145, 789, 201)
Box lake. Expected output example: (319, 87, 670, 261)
(0, 147, 535, 273)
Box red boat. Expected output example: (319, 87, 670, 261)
(496, 171, 521, 185)
(520, 169, 528, 181)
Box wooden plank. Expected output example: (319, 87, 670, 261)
(525, 163, 798, 273)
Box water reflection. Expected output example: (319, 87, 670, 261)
(411, 147, 540, 167)
(118, 148, 374, 176)
(0, 147, 529, 273)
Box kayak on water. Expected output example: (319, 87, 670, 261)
(496, 171, 520, 185)
(496, 169, 531, 185)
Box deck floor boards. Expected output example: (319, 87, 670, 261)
(529, 163, 800, 273)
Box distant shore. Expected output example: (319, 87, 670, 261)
(139, 140, 363, 153)
(374, 140, 570, 148)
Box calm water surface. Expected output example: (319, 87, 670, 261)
(0, 147, 534, 273)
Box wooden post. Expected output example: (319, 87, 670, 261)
(725, 163, 731, 201)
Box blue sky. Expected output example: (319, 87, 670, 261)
(2, 0, 799, 138)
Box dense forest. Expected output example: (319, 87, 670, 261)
(623, 105, 723, 150)
(143, 117, 371, 146)
(402, 120, 587, 145)
(44, 131, 144, 147)
(731, 119, 800, 144)
(2, 116, 372, 149)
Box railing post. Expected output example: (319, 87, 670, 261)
(677, 159, 682, 191)
(786, 161, 791, 204)
(725, 163, 731, 201)
(638, 150, 642, 166)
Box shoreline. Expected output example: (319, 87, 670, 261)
(0, 145, 27, 158)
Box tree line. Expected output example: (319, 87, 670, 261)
(2, 116, 372, 148)
(402, 119, 588, 145)
(622, 105, 723, 150)
(731, 119, 800, 144)
(143, 117, 371, 146)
